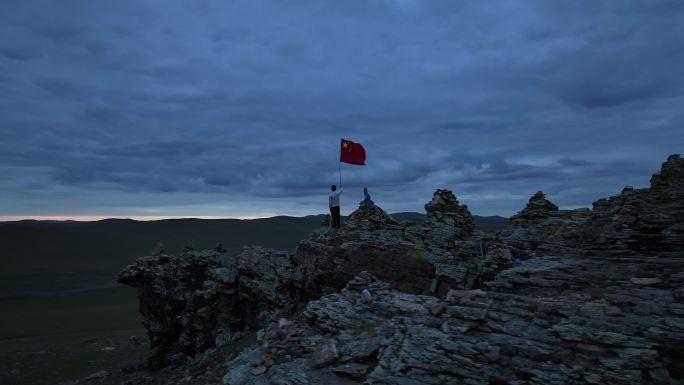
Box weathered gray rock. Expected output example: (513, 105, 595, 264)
(236, 246, 296, 320)
(292, 203, 437, 296)
(420, 189, 475, 253)
(311, 339, 338, 367)
(117, 251, 242, 369)
(304, 271, 684, 384)
(585, 154, 684, 253)
(429, 240, 516, 296)
(124, 247, 684, 384)
(293, 189, 495, 297)
(117, 154, 684, 384)
(503, 154, 684, 256)
(510, 190, 559, 226)
(119, 187, 502, 372)
(338, 335, 384, 362)
(503, 191, 590, 257)
(117, 247, 298, 369)
(332, 363, 369, 378)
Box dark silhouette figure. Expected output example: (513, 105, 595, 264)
(329, 184, 343, 229)
(362, 186, 375, 207)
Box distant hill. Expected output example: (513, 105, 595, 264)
(472, 215, 510, 232)
(391, 212, 509, 232)
(0, 213, 508, 276)
(0, 216, 323, 275)
(391, 212, 428, 222)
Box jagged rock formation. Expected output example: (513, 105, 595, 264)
(292, 190, 506, 298)
(503, 191, 590, 257)
(503, 154, 684, 256)
(218, 270, 684, 385)
(293, 203, 436, 296)
(118, 188, 498, 369)
(509, 190, 559, 225)
(112, 154, 684, 385)
(420, 189, 475, 252)
(344, 202, 399, 230)
(117, 247, 301, 369)
(584, 154, 684, 253)
(117, 251, 241, 369)
(420, 239, 515, 297)
(235, 247, 296, 310)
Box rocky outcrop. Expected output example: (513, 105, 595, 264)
(237, 247, 296, 311)
(584, 154, 684, 253)
(111, 155, 684, 385)
(425, 240, 515, 297)
(509, 190, 559, 226)
(117, 247, 301, 369)
(117, 251, 241, 369)
(292, 190, 501, 298)
(117, 189, 502, 370)
(343, 202, 399, 231)
(503, 154, 684, 256)
(219, 268, 684, 385)
(293, 204, 435, 297)
(502, 191, 590, 257)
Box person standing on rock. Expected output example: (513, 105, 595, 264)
(329, 184, 343, 229)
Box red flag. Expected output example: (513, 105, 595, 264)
(340, 138, 366, 165)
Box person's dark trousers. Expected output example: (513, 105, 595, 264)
(330, 206, 341, 228)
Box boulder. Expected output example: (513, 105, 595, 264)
(117, 247, 299, 369)
(117, 251, 241, 369)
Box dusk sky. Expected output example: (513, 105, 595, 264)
(1, 1, 683, 220)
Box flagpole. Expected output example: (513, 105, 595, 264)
(338, 161, 342, 187)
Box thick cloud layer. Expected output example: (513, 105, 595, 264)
(1, 0, 682, 218)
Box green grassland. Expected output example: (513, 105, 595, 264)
(0, 286, 147, 385)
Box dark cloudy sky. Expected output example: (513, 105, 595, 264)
(1, 1, 683, 219)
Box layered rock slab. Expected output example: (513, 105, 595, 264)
(222, 269, 684, 385)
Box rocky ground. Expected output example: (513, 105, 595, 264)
(68, 154, 683, 385)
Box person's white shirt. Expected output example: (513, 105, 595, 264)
(329, 188, 343, 208)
